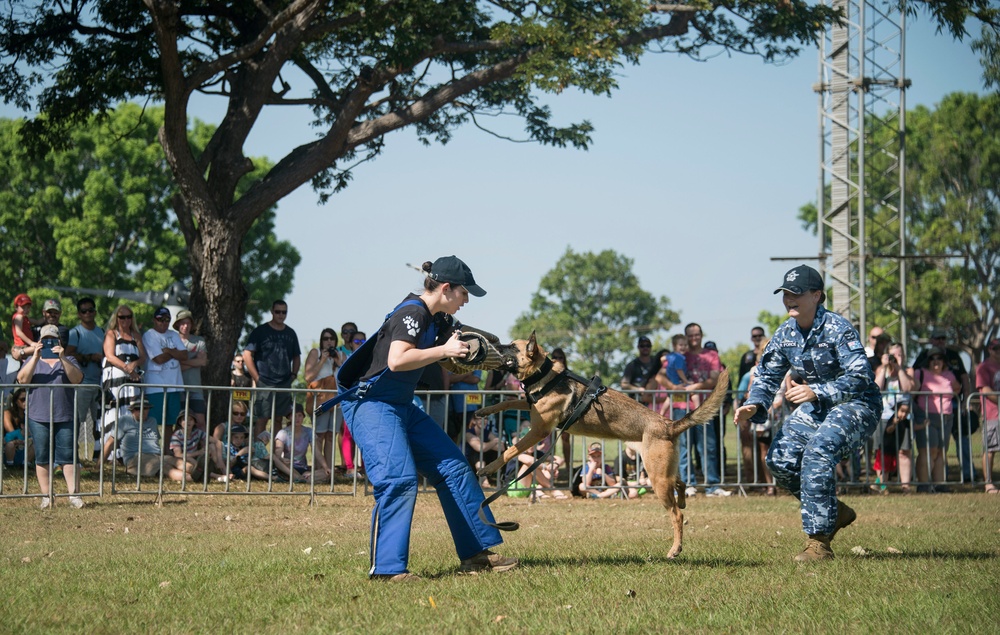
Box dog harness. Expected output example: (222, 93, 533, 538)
(478, 362, 607, 531)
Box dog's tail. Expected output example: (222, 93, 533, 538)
(667, 368, 730, 437)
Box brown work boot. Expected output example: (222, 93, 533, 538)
(459, 549, 519, 573)
(794, 534, 834, 562)
(830, 501, 857, 539)
(371, 572, 422, 582)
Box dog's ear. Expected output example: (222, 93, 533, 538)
(527, 331, 537, 358)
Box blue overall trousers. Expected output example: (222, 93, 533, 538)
(340, 306, 502, 576)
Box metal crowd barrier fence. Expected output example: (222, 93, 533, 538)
(1, 382, 992, 505)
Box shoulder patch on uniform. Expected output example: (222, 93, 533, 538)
(402, 315, 420, 338)
(846, 339, 863, 351)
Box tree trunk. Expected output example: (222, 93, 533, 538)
(188, 213, 249, 392)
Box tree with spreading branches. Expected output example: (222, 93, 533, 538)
(1, 0, 994, 385)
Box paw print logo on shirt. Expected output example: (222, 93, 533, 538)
(403, 315, 420, 338)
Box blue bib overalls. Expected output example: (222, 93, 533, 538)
(338, 300, 503, 575)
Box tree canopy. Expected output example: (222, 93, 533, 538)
(511, 248, 678, 381)
(1, 0, 994, 385)
(797, 91, 999, 360)
(0, 103, 299, 335)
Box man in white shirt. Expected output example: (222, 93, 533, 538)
(142, 307, 187, 435)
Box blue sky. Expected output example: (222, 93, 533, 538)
(3, 13, 986, 358)
(252, 15, 983, 355)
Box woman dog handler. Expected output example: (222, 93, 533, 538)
(337, 256, 517, 581)
(734, 265, 882, 562)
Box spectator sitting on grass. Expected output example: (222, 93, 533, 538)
(170, 411, 227, 481)
(509, 424, 566, 499)
(211, 424, 271, 482)
(618, 444, 652, 499)
(103, 398, 196, 482)
(464, 412, 501, 487)
(574, 442, 621, 499)
(273, 404, 331, 483)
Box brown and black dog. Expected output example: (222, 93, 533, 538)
(477, 332, 729, 559)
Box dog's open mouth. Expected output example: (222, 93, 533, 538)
(496, 343, 520, 372)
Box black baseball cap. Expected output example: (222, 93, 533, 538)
(637, 336, 652, 347)
(774, 265, 824, 295)
(428, 256, 486, 297)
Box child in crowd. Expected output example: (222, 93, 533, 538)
(273, 404, 331, 483)
(10, 293, 36, 361)
(213, 424, 270, 482)
(170, 411, 210, 477)
(664, 334, 691, 386)
(574, 442, 622, 499)
(464, 412, 501, 487)
(103, 398, 196, 481)
(618, 444, 652, 499)
(507, 423, 567, 499)
(3, 388, 31, 468)
(873, 400, 910, 493)
(659, 334, 692, 417)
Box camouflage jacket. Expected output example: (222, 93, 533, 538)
(745, 305, 882, 424)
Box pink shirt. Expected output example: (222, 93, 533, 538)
(685, 349, 722, 410)
(916, 369, 958, 414)
(976, 359, 1000, 422)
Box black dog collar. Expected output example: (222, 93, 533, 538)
(522, 358, 554, 389)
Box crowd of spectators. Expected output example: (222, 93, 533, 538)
(4, 290, 998, 504)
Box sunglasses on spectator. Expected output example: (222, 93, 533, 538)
(154, 316, 170, 322)
(273, 310, 287, 315)
(117, 314, 133, 319)
(321, 336, 336, 341)
(232, 410, 247, 416)
(79, 307, 96, 314)
(353, 338, 366, 344)
(751, 334, 764, 339)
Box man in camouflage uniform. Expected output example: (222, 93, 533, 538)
(735, 265, 882, 562)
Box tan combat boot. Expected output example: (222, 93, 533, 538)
(794, 534, 834, 562)
(830, 501, 857, 539)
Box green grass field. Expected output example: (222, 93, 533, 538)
(2, 490, 998, 634)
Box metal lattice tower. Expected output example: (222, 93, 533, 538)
(816, 0, 910, 342)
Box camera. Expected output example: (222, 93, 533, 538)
(327, 347, 337, 357)
(40, 340, 58, 359)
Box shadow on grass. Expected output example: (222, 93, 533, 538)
(515, 553, 767, 568)
(853, 550, 998, 561)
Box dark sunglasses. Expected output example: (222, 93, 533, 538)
(321, 336, 336, 341)
(117, 314, 133, 319)
(154, 316, 170, 322)
(273, 310, 287, 315)
(353, 338, 366, 344)
(78, 308, 96, 314)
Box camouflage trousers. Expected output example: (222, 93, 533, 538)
(766, 402, 879, 535)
